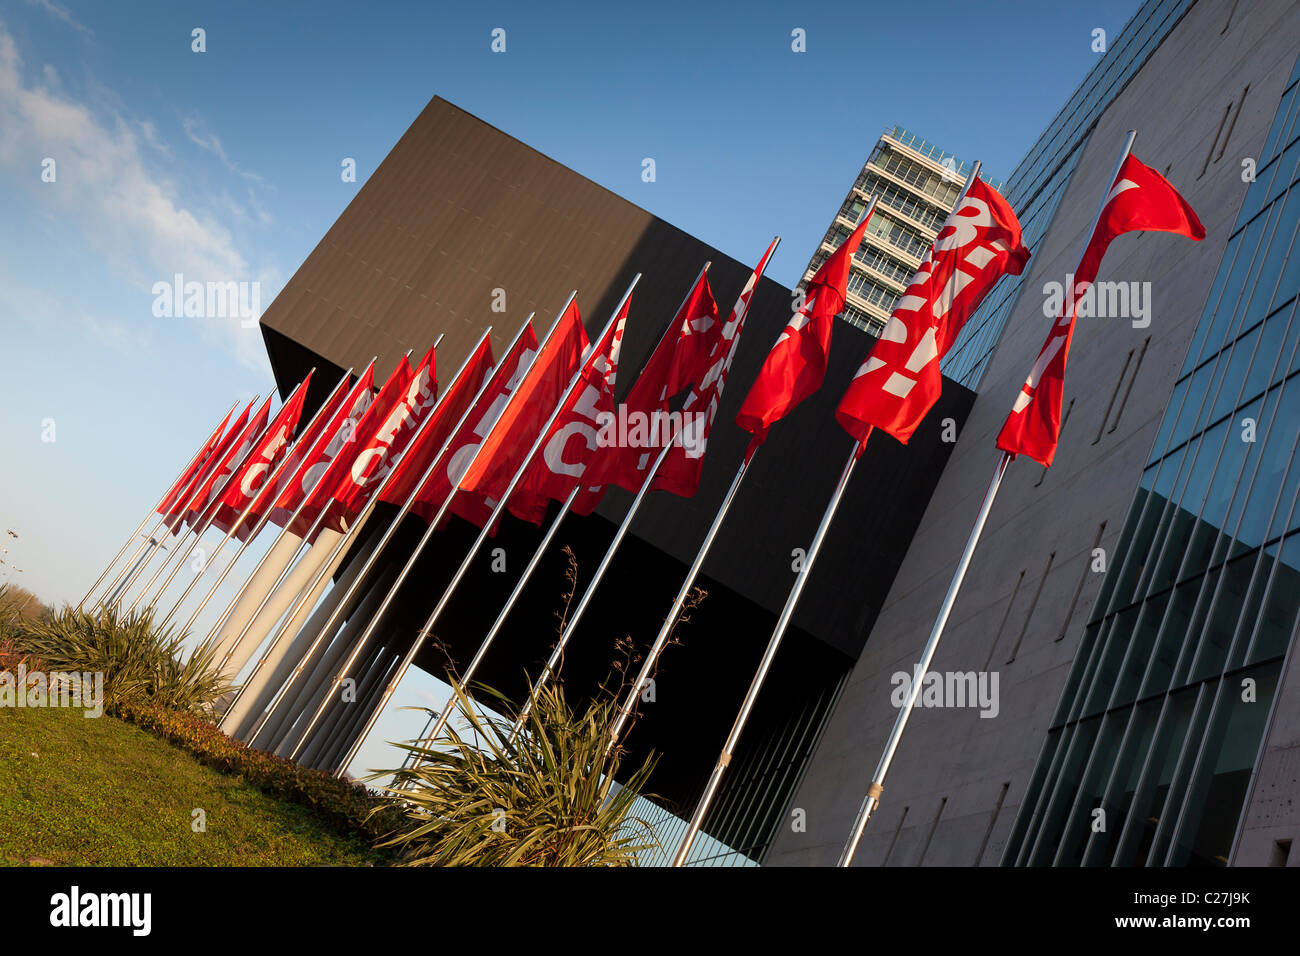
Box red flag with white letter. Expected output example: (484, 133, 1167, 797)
(735, 215, 869, 441)
(264, 363, 375, 530)
(166, 402, 252, 520)
(211, 373, 313, 541)
(451, 302, 588, 528)
(837, 178, 1030, 445)
(327, 347, 439, 529)
(299, 357, 414, 535)
(407, 325, 541, 526)
(182, 398, 270, 528)
(588, 273, 718, 495)
(656, 240, 777, 495)
(509, 297, 630, 523)
(997, 153, 1204, 466)
(380, 337, 496, 513)
(158, 406, 233, 517)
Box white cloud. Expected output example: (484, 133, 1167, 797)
(25, 0, 91, 38)
(182, 115, 267, 186)
(0, 23, 273, 375)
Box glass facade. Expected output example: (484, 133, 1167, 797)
(1003, 50, 1300, 867)
(942, 0, 1199, 387)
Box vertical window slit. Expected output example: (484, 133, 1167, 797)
(917, 797, 947, 865)
(1216, 86, 1249, 162)
(1007, 551, 1055, 664)
(1094, 350, 1135, 444)
(975, 782, 1011, 865)
(984, 570, 1026, 670)
(1059, 522, 1107, 642)
(882, 805, 909, 866)
(1109, 336, 1150, 433)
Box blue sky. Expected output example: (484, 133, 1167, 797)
(0, 0, 1140, 776)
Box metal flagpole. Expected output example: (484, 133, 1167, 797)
(212, 331, 480, 732)
(232, 323, 514, 749)
(837, 452, 1009, 865)
(276, 296, 586, 760)
(510, 437, 674, 736)
(206, 348, 416, 689)
(153, 372, 319, 632)
(76, 401, 238, 612)
(105, 395, 263, 613)
(173, 369, 354, 642)
(90, 401, 250, 614)
(123, 398, 275, 615)
(407, 482, 581, 766)
(837, 134, 1136, 865)
(197, 359, 377, 661)
(606, 439, 759, 756)
(326, 277, 640, 775)
(410, 263, 711, 764)
(671, 433, 870, 866)
(602, 237, 783, 755)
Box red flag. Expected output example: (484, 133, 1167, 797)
(656, 240, 777, 496)
(328, 347, 439, 528)
(165, 402, 252, 519)
(509, 297, 631, 523)
(588, 273, 718, 495)
(301, 357, 415, 535)
(261, 365, 373, 530)
(380, 337, 496, 512)
(158, 406, 233, 517)
(210, 374, 313, 541)
(836, 178, 1030, 445)
(176, 399, 263, 525)
(735, 213, 870, 440)
(997, 153, 1205, 466)
(452, 301, 589, 528)
(406, 325, 540, 526)
(269, 364, 377, 531)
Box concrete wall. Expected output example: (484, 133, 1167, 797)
(766, 0, 1300, 867)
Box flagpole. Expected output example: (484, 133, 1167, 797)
(173, 368, 354, 642)
(600, 235, 783, 756)
(230, 322, 512, 748)
(408, 263, 713, 766)
(837, 135, 1136, 865)
(105, 395, 263, 614)
(197, 358, 377, 661)
(671, 433, 869, 866)
(837, 451, 1009, 865)
(510, 436, 674, 737)
(76, 401, 238, 612)
(407, 482, 581, 767)
(262, 301, 570, 758)
(153, 372, 320, 632)
(122, 397, 275, 615)
(327, 277, 640, 776)
(239, 314, 540, 750)
(90, 401, 251, 614)
(606, 437, 760, 756)
(212, 332, 485, 735)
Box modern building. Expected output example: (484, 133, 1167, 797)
(767, 0, 1300, 867)
(802, 127, 994, 336)
(253, 0, 1300, 868)
(256, 97, 972, 866)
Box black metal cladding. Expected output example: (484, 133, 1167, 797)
(257, 96, 973, 862)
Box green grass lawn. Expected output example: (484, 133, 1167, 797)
(0, 704, 385, 866)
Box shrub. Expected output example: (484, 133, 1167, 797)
(109, 699, 406, 848)
(12, 606, 228, 715)
(377, 681, 658, 867)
